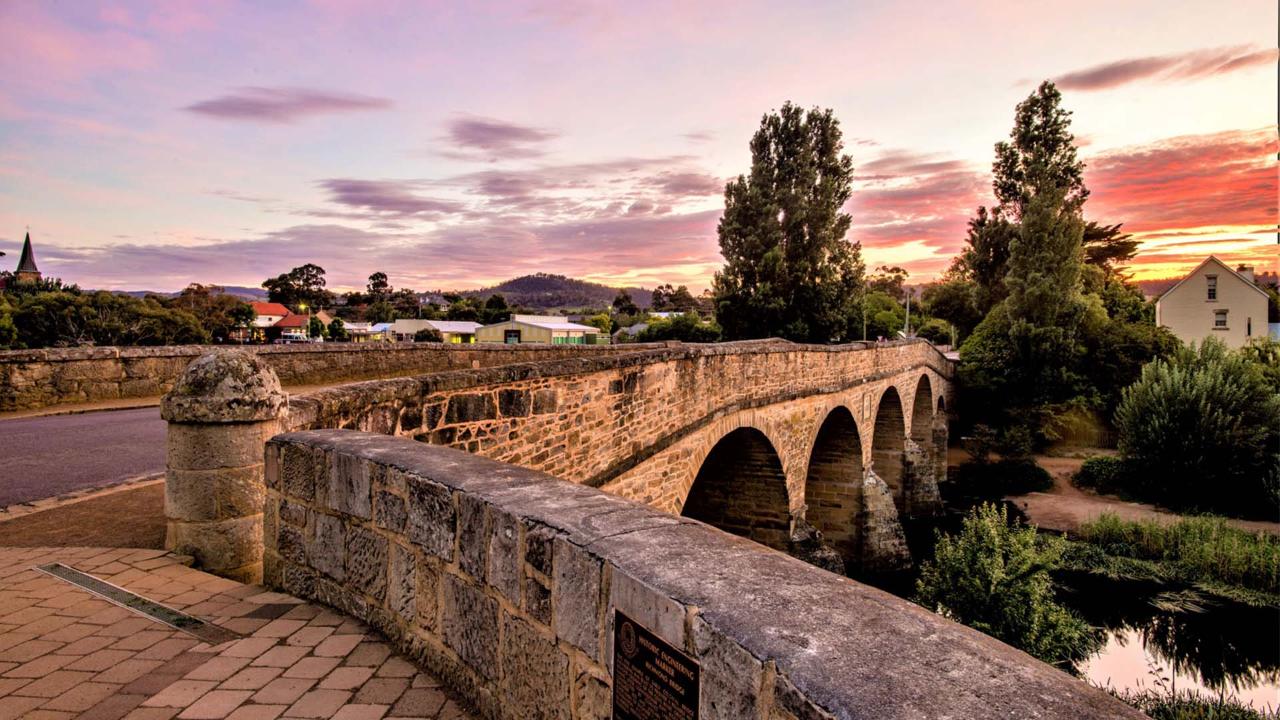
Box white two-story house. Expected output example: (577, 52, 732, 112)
(1155, 256, 1269, 349)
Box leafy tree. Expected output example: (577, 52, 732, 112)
(366, 301, 396, 324)
(651, 284, 699, 313)
(413, 327, 443, 342)
(951, 206, 1017, 313)
(992, 81, 1088, 218)
(1082, 221, 1138, 271)
(481, 294, 510, 324)
(262, 264, 332, 311)
(713, 102, 864, 343)
(915, 503, 1100, 670)
(445, 300, 479, 322)
(867, 265, 909, 303)
(920, 279, 983, 341)
(229, 303, 256, 332)
(0, 295, 16, 349)
(583, 313, 613, 334)
(327, 317, 349, 341)
(308, 316, 326, 339)
(167, 284, 254, 343)
(634, 313, 722, 343)
(390, 289, 421, 320)
(862, 291, 904, 340)
(367, 271, 390, 301)
(915, 318, 954, 345)
(612, 290, 640, 316)
(11, 291, 207, 347)
(1114, 339, 1280, 517)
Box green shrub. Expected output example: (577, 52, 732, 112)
(1073, 456, 1131, 495)
(1109, 687, 1279, 720)
(951, 458, 1053, 498)
(915, 503, 1100, 669)
(1115, 339, 1280, 518)
(1076, 514, 1280, 595)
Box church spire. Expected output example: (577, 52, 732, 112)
(14, 232, 41, 281)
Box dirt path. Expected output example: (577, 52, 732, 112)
(999, 452, 1280, 536)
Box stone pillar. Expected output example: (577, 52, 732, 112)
(858, 469, 911, 574)
(903, 439, 943, 518)
(162, 351, 287, 583)
(932, 412, 949, 487)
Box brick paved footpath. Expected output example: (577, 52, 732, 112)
(0, 547, 476, 720)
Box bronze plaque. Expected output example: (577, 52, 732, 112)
(612, 609, 699, 720)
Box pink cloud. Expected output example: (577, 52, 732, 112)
(1054, 45, 1278, 91)
(184, 87, 393, 123)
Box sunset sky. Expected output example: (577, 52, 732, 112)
(1, 0, 1276, 293)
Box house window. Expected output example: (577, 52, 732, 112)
(1206, 275, 1217, 301)
(504, 329, 521, 344)
(1214, 310, 1228, 328)
(1247, 317, 1252, 337)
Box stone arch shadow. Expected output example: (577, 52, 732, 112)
(803, 405, 864, 568)
(680, 425, 793, 551)
(871, 386, 907, 510)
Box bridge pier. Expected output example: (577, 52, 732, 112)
(932, 411, 949, 486)
(858, 469, 911, 573)
(903, 439, 943, 518)
(161, 351, 286, 583)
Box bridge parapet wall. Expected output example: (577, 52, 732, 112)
(263, 429, 1141, 720)
(0, 341, 653, 413)
(285, 339, 952, 500)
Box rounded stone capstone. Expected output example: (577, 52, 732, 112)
(161, 350, 287, 423)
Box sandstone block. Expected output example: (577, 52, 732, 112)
(328, 453, 372, 519)
(345, 526, 388, 602)
(375, 491, 407, 533)
(552, 537, 602, 661)
(446, 393, 495, 424)
(441, 574, 498, 681)
(487, 509, 521, 604)
(167, 514, 263, 575)
(388, 543, 417, 621)
(310, 513, 346, 581)
(457, 494, 489, 582)
(692, 615, 763, 720)
(406, 475, 455, 560)
(499, 613, 569, 719)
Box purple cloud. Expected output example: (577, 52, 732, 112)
(184, 87, 392, 123)
(318, 179, 462, 217)
(441, 116, 558, 160)
(1054, 45, 1277, 91)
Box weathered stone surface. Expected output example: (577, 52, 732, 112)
(328, 453, 372, 519)
(161, 350, 286, 423)
(345, 526, 388, 601)
(446, 393, 496, 424)
(786, 518, 845, 576)
(499, 613, 570, 720)
(416, 556, 441, 630)
(692, 616, 764, 720)
(388, 543, 417, 620)
(572, 662, 611, 720)
(441, 574, 498, 681)
(488, 510, 521, 604)
(859, 470, 911, 574)
(524, 576, 552, 626)
(497, 389, 530, 418)
(457, 494, 490, 582)
(552, 537, 603, 661)
(406, 475, 455, 560)
(902, 439, 942, 518)
(375, 490, 408, 533)
(281, 443, 320, 501)
(524, 523, 556, 576)
(278, 524, 307, 564)
(167, 514, 263, 576)
(310, 512, 346, 581)
(167, 422, 278, 471)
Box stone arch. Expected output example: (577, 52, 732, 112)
(937, 395, 947, 413)
(872, 387, 907, 507)
(803, 406, 864, 567)
(910, 374, 934, 445)
(681, 427, 792, 551)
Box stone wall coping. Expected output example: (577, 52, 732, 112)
(270, 429, 1141, 720)
(285, 338, 953, 430)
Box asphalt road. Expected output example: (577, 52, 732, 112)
(0, 407, 166, 507)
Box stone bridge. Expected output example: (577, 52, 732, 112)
(163, 339, 952, 580)
(156, 340, 1145, 719)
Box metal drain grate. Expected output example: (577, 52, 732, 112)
(35, 562, 241, 646)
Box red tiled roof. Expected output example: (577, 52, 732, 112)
(251, 301, 291, 316)
(273, 314, 310, 328)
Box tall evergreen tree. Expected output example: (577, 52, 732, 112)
(713, 102, 863, 343)
(992, 81, 1088, 218)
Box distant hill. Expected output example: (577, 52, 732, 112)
(1135, 278, 1178, 299)
(463, 274, 652, 310)
(116, 285, 268, 301)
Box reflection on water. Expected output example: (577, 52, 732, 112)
(1059, 571, 1280, 711)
